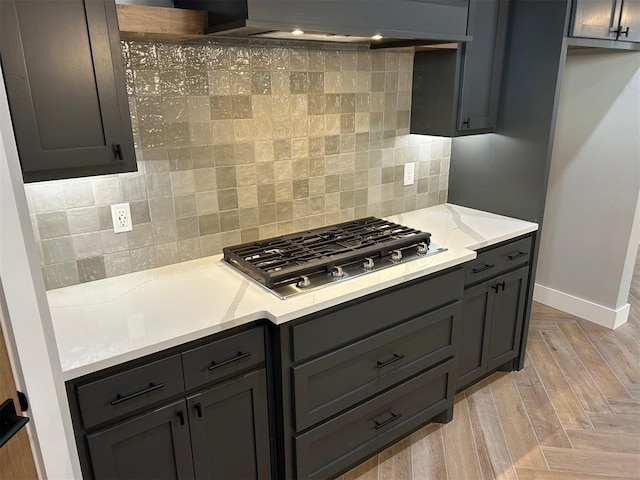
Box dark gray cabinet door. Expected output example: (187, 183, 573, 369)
(0, 0, 135, 182)
(571, 0, 620, 39)
(457, 281, 493, 390)
(487, 267, 528, 370)
(87, 399, 195, 480)
(457, 0, 509, 132)
(187, 369, 271, 480)
(620, 1, 640, 42)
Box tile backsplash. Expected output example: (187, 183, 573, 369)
(25, 39, 451, 290)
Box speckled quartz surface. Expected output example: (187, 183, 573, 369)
(47, 204, 537, 380)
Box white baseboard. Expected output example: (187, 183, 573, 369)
(533, 284, 629, 329)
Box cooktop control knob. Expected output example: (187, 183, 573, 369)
(297, 276, 311, 288)
(417, 242, 429, 255)
(390, 250, 403, 262)
(331, 266, 344, 278)
(363, 257, 374, 270)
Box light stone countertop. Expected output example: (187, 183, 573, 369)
(47, 204, 538, 380)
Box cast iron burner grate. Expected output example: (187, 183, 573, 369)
(223, 217, 432, 290)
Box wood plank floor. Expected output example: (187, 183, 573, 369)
(338, 254, 640, 480)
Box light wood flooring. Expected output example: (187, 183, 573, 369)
(338, 256, 640, 480)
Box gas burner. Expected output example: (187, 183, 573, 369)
(223, 217, 447, 299)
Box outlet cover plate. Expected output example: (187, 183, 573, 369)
(111, 203, 133, 233)
(403, 162, 416, 186)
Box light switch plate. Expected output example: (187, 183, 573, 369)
(403, 162, 416, 186)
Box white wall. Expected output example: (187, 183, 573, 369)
(535, 51, 640, 328)
(0, 67, 82, 477)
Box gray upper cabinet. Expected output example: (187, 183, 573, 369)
(571, 0, 640, 42)
(0, 0, 136, 183)
(410, 0, 509, 137)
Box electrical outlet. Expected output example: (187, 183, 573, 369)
(403, 162, 416, 186)
(111, 203, 133, 233)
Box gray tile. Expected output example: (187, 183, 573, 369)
(257, 184, 276, 204)
(178, 238, 202, 261)
(152, 220, 178, 244)
(43, 262, 79, 290)
(41, 237, 75, 265)
(216, 166, 237, 189)
(195, 191, 218, 214)
(130, 200, 151, 225)
(293, 179, 309, 199)
(67, 207, 99, 235)
(276, 202, 293, 221)
(251, 72, 271, 95)
(192, 146, 215, 169)
(231, 96, 252, 119)
(210, 96, 233, 120)
(28, 182, 65, 212)
(146, 173, 172, 198)
(149, 197, 175, 221)
(290, 72, 309, 94)
(162, 97, 188, 123)
(37, 211, 70, 239)
(217, 188, 238, 211)
(193, 167, 217, 192)
(241, 228, 259, 243)
(168, 146, 194, 171)
(104, 251, 132, 277)
(97, 205, 113, 230)
(127, 223, 154, 249)
(120, 174, 148, 202)
(77, 257, 106, 283)
(234, 143, 255, 164)
(131, 247, 156, 272)
(165, 123, 190, 148)
(100, 229, 130, 254)
(170, 170, 195, 195)
(176, 216, 200, 240)
(201, 234, 221, 256)
(219, 210, 240, 232)
(198, 213, 220, 236)
(155, 242, 180, 267)
(174, 195, 197, 218)
(258, 204, 276, 224)
(92, 177, 122, 205)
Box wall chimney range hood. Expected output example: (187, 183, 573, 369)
(173, 0, 471, 48)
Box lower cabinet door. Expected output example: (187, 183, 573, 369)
(187, 369, 271, 480)
(457, 281, 493, 390)
(87, 399, 195, 480)
(487, 267, 528, 370)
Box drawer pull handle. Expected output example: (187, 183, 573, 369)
(507, 251, 528, 261)
(177, 410, 185, 426)
(376, 353, 406, 369)
(472, 264, 495, 274)
(374, 412, 402, 430)
(194, 403, 202, 418)
(110, 382, 164, 406)
(492, 281, 506, 293)
(208, 351, 252, 371)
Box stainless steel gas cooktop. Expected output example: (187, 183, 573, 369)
(223, 217, 447, 299)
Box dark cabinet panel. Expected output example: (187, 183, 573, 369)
(457, 282, 492, 388)
(411, 0, 509, 136)
(571, 0, 640, 42)
(187, 370, 271, 480)
(87, 399, 195, 480)
(293, 302, 460, 431)
(487, 267, 527, 370)
(571, 0, 620, 39)
(0, 0, 136, 182)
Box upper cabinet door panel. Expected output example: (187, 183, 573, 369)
(458, 0, 509, 131)
(0, 0, 136, 182)
(620, 0, 640, 42)
(571, 0, 620, 39)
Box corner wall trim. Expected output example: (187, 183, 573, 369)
(533, 284, 629, 329)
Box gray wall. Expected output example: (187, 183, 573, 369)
(25, 40, 451, 290)
(536, 51, 640, 310)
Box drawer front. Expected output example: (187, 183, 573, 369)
(292, 268, 464, 362)
(182, 327, 265, 391)
(497, 237, 532, 271)
(77, 355, 184, 429)
(464, 248, 499, 286)
(293, 302, 460, 431)
(295, 358, 455, 480)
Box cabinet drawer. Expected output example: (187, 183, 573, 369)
(182, 327, 265, 391)
(295, 358, 455, 480)
(464, 249, 500, 285)
(292, 268, 463, 362)
(293, 302, 460, 431)
(497, 237, 532, 271)
(77, 355, 184, 429)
